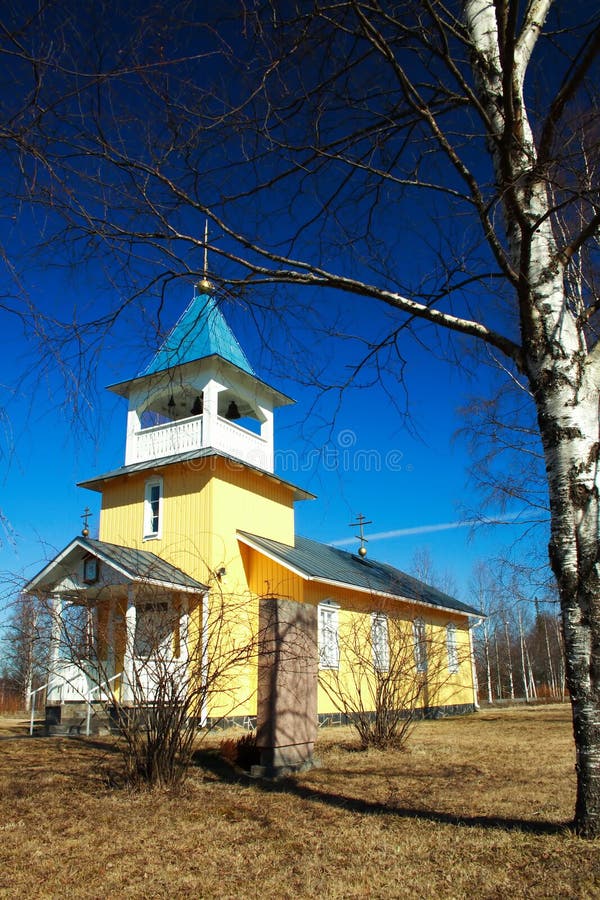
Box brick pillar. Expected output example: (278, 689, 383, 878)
(256, 597, 318, 776)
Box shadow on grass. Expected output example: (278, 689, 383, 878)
(191, 747, 571, 837)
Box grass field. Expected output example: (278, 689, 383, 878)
(0, 705, 598, 899)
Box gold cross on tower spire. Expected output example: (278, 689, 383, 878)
(197, 219, 212, 293)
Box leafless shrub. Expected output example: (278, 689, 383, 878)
(42, 584, 258, 789)
(319, 606, 468, 750)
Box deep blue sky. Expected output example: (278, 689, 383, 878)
(0, 0, 558, 609)
(0, 265, 540, 606)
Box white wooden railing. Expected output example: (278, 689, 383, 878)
(29, 681, 60, 736)
(31, 657, 189, 734)
(29, 662, 116, 735)
(129, 415, 203, 463)
(127, 412, 273, 470)
(213, 417, 271, 470)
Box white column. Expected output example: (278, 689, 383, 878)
(122, 586, 137, 704)
(87, 604, 96, 661)
(201, 592, 209, 727)
(124, 395, 142, 465)
(179, 594, 190, 664)
(47, 595, 63, 703)
(258, 405, 274, 472)
(202, 379, 218, 449)
(106, 598, 115, 680)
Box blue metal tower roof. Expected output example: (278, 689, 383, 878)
(139, 292, 255, 378)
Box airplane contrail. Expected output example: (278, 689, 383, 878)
(330, 510, 533, 547)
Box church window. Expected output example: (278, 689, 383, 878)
(134, 601, 172, 657)
(446, 623, 459, 673)
(371, 612, 390, 671)
(318, 601, 339, 669)
(413, 618, 428, 673)
(144, 477, 163, 539)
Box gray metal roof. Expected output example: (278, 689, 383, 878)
(25, 536, 207, 593)
(78, 448, 315, 501)
(81, 538, 207, 590)
(238, 532, 481, 617)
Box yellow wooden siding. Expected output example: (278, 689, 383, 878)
(208, 459, 295, 593)
(99, 464, 214, 583)
(95, 458, 473, 720)
(241, 545, 476, 715)
(317, 611, 475, 714)
(97, 457, 296, 719)
(98, 457, 295, 583)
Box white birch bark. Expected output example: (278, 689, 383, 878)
(504, 620, 515, 701)
(465, 0, 600, 835)
(483, 622, 493, 705)
(518, 611, 529, 702)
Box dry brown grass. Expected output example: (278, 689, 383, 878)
(0, 705, 598, 899)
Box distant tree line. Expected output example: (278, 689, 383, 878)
(410, 550, 566, 706)
(467, 558, 566, 705)
(0, 594, 49, 713)
(474, 603, 565, 705)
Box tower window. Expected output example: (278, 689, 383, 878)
(144, 477, 163, 539)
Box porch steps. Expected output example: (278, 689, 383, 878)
(45, 703, 114, 737)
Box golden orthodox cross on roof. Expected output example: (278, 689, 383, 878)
(349, 513, 372, 558)
(81, 507, 92, 538)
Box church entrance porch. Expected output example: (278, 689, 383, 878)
(23, 536, 207, 735)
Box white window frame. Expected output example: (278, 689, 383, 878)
(318, 601, 339, 670)
(144, 476, 163, 540)
(446, 623, 459, 674)
(413, 617, 428, 673)
(371, 612, 390, 672)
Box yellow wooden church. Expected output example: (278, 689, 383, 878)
(25, 284, 480, 769)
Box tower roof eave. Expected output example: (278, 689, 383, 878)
(77, 447, 315, 501)
(107, 354, 295, 408)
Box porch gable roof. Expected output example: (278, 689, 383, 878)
(24, 536, 208, 595)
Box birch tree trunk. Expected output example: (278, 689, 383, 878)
(533, 347, 600, 835)
(483, 623, 493, 705)
(465, 0, 600, 836)
(494, 635, 502, 700)
(504, 619, 515, 701)
(543, 617, 557, 699)
(518, 611, 529, 702)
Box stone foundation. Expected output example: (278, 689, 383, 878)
(316, 703, 476, 727)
